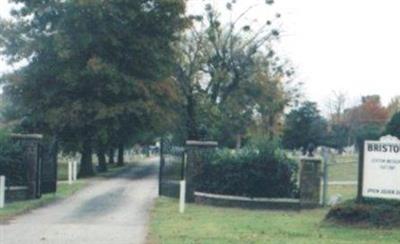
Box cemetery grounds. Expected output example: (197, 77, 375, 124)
(148, 153, 400, 244)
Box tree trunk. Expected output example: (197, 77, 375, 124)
(186, 94, 199, 140)
(235, 134, 242, 150)
(108, 148, 115, 164)
(117, 143, 124, 166)
(78, 138, 94, 177)
(97, 147, 107, 172)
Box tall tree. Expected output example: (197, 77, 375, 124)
(324, 91, 350, 153)
(326, 91, 347, 124)
(0, 0, 188, 176)
(175, 0, 296, 145)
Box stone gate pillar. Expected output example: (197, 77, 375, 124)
(185, 140, 218, 202)
(11, 134, 43, 199)
(299, 157, 322, 208)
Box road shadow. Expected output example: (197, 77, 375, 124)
(65, 187, 126, 222)
(116, 163, 158, 181)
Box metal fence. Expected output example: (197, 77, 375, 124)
(159, 138, 185, 198)
(290, 148, 359, 205)
(320, 148, 358, 205)
(0, 134, 58, 202)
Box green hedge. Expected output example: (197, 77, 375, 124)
(193, 140, 298, 198)
(326, 199, 400, 227)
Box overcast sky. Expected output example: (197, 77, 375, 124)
(1, 0, 400, 109)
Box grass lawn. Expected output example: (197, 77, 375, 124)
(327, 185, 357, 200)
(0, 181, 86, 220)
(327, 154, 358, 182)
(328, 162, 358, 182)
(149, 197, 400, 244)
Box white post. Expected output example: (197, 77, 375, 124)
(68, 160, 73, 185)
(0, 176, 5, 208)
(179, 180, 186, 213)
(73, 161, 78, 181)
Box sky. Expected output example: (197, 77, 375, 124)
(1, 0, 400, 110)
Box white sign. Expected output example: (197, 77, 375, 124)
(363, 135, 400, 200)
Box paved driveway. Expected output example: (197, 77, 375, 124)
(0, 159, 158, 244)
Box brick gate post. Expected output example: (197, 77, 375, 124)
(185, 141, 218, 202)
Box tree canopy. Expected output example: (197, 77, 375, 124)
(0, 0, 188, 176)
(282, 101, 327, 154)
(174, 0, 298, 146)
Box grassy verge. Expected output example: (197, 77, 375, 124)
(148, 197, 400, 244)
(0, 181, 86, 221)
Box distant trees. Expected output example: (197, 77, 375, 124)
(282, 101, 327, 154)
(387, 96, 400, 119)
(385, 112, 400, 139)
(323, 94, 390, 151)
(326, 91, 347, 124)
(0, 0, 188, 176)
(324, 91, 349, 152)
(343, 95, 388, 147)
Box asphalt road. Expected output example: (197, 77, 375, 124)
(0, 158, 158, 244)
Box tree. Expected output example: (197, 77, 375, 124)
(175, 0, 297, 145)
(342, 95, 388, 147)
(385, 112, 400, 139)
(282, 101, 327, 154)
(325, 91, 347, 124)
(324, 91, 350, 153)
(387, 96, 400, 119)
(0, 0, 188, 176)
(325, 124, 350, 153)
(354, 124, 382, 149)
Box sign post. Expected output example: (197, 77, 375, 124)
(357, 141, 365, 203)
(359, 135, 400, 201)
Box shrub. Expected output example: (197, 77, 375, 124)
(326, 199, 400, 227)
(193, 140, 298, 198)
